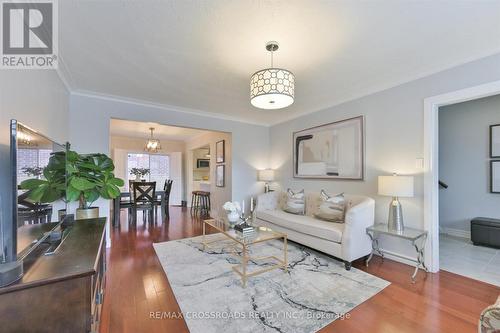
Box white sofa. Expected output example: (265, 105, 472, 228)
(255, 191, 375, 270)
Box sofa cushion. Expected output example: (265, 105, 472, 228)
(283, 188, 305, 215)
(256, 210, 343, 243)
(314, 190, 346, 223)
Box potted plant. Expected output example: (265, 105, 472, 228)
(66, 151, 124, 220)
(130, 167, 150, 181)
(223, 201, 242, 226)
(20, 151, 67, 203)
(21, 166, 44, 178)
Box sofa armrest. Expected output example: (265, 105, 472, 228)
(256, 191, 280, 212)
(341, 197, 375, 262)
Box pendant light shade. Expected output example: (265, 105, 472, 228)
(250, 42, 295, 110)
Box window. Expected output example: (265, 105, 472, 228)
(17, 148, 52, 184)
(127, 153, 169, 190)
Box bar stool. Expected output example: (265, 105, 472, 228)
(191, 191, 211, 216)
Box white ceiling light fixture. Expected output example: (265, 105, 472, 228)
(250, 41, 295, 110)
(145, 127, 162, 153)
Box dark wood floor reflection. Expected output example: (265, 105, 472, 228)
(100, 207, 500, 333)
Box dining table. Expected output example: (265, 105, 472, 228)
(112, 190, 166, 227)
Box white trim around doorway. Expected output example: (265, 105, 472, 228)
(423, 79, 500, 273)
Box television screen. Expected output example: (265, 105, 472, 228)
(11, 120, 67, 258)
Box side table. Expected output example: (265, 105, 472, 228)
(366, 223, 428, 283)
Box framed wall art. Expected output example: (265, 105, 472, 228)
(490, 124, 500, 158)
(216, 140, 225, 163)
(491, 160, 500, 194)
(216, 164, 225, 187)
(293, 116, 364, 180)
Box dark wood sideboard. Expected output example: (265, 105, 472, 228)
(0, 218, 107, 333)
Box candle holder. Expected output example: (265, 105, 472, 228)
(239, 199, 256, 226)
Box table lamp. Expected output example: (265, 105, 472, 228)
(378, 174, 414, 231)
(258, 169, 275, 193)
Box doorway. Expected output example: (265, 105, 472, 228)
(423, 79, 500, 274)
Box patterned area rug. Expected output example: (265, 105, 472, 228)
(153, 234, 389, 333)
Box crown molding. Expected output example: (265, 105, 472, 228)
(65, 50, 500, 129)
(71, 90, 270, 127)
(268, 49, 500, 126)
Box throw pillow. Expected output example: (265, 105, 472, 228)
(283, 189, 305, 215)
(314, 190, 346, 223)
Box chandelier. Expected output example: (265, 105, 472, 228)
(144, 127, 161, 153)
(250, 41, 295, 110)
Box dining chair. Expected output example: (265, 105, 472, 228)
(163, 179, 173, 218)
(131, 181, 157, 224)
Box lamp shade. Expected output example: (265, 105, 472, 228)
(378, 175, 414, 197)
(258, 169, 275, 182)
(250, 68, 295, 110)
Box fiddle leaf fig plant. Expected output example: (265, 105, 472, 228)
(20, 150, 124, 209)
(66, 151, 124, 209)
(20, 151, 67, 203)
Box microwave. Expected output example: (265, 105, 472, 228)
(197, 159, 210, 168)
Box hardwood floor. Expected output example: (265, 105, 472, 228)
(100, 207, 500, 333)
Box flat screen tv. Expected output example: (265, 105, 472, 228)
(0, 120, 67, 286)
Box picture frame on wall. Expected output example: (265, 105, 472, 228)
(216, 140, 225, 163)
(491, 160, 500, 194)
(490, 124, 500, 158)
(216, 164, 225, 187)
(293, 116, 365, 180)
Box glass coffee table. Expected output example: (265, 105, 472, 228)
(202, 218, 288, 287)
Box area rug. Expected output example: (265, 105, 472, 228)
(153, 234, 389, 333)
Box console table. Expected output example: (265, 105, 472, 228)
(0, 218, 106, 332)
(366, 224, 428, 283)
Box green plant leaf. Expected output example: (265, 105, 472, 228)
(20, 178, 46, 190)
(109, 177, 124, 186)
(28, 184, 48, 202)
(66, 185, 81, 202)
(70, 177, 96, 191)
(106, 184, 121, 198)
(84, 190, 100, 204)
(41, 188, 63, 203)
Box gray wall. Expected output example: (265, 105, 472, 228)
(68, 93, 270, 245)
(269, 53, 500, 259)
(439, 95, 500, 235)
(0, 71, 69, 261)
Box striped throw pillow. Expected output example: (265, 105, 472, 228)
(314, 190, 346, 223)
(283, 189, 305, 215)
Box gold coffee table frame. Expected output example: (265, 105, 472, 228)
(202, 219, 288, 287)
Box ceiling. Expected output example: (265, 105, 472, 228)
(60, 1, 500, 125)
(110, 119, 212, 142)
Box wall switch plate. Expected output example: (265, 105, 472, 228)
(415, 158, 424, 169)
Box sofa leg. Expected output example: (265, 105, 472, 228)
(344, 261, 352, 271)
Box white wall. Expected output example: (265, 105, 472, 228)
(0, 71, 69, 260)
(185, 131, 232, 213)
(269, 53, 500, 262)
(68, 93, 270, 241)
(439, 94, 500, 236)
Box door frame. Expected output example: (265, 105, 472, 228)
(423, 79, 500, 272)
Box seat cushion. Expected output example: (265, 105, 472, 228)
(256, 210, 343, 243)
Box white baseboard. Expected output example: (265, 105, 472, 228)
(440, 227, 470, 239)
